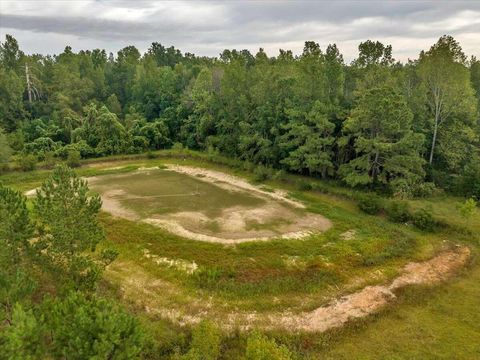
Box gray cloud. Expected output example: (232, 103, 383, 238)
(0, 0, 479, 61)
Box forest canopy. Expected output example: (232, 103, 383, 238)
(1, 34, 479, 197)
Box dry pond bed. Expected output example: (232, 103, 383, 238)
(88, 165, 331, 244)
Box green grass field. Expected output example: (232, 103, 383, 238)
(3, 151, 480, 359)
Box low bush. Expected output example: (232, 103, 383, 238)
(44, 151, 57, 169)
(244, 331, 293, 360)
(172, 142, 184, 151)
(386, 200, 411, 223)
(179, 321, 221, 360)
(357, 194, 383, 215)
(18, 154, 37, 171)
(272, 169, 287, 182)
(412, 207, 436, 231)
(146, 150, 158, 159)
(253, 165, 273, 182)
(66, 150, 81, 168)
(56, 141, 95, 159)
(296, 180, 312, 191)
(412, 182, 437, 198)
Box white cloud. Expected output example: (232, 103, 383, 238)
(0, 0, 479, 61)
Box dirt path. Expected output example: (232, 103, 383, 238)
(268, 246, 471, 332)
(108, 246, 470, 332)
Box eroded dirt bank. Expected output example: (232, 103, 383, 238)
(270, 246, 471, 332)
(107, 246, 470, 332)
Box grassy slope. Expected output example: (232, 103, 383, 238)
(308, 264, 480, 359)
(3, 151, 480, 358)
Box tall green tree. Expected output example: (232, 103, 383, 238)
(75, 104, 128, 155)
(355, 40, 394, 68)
(0, 128, 12, 169)
(340, 86, 425, 190)
(33, 165, 114, 291)
(0, 66, 26, 131)
(280, 101, 335, 177)
(0, 34, 23, 71)
(417, 35, 477, 165)
(0, 185, 35, 323)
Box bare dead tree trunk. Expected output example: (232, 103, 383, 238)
(429, 117, 438, 165)
(25, 63, 32, 103)
(428, 86, 442, 165)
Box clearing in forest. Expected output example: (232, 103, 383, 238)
(88, 165, 331, 243)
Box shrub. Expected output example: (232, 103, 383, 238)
(24, 137, 60, 159)
(180, 321, 221, 360)
(272, 169, 287, 182)
(146, 150, 158, 159)
(44, 151, 57, 169)
(357, 194, 383, 215)
(386, 201, 411, 223)
(412, 182, 436, 198)
(243, 161, 256, 173)
(412, 207, 436, 231)
(244, 331, 292, 360)
(172, 142, 184, 151)
(18, 154, 37, 171)
(457, 198, 478, 224)
(66, 150, 81, 168)
(44, 292, 145, 359)
(56, 141, 95, 159)
(461, 154, 480, 199)
(309, 182, 332, 194)
(0, 129, 12, 170)
(296, 180, 312, 191)
(253, 165, 273, 182)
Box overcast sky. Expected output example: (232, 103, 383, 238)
(1, 0, 479, 62)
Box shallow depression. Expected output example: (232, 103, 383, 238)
(88, 165, 331, 243)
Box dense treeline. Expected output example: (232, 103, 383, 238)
(1, 34, 479, 198)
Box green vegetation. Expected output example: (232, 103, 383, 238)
(0, 166, 142, 358)
(1, 34, 479, 199)
(1, 155, 479, 359)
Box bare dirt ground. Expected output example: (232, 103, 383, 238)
(89, 165, 332, 244)
(106, 246, 470, 332)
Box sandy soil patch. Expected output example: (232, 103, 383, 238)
(143, 249, 198, 274)
(24, 188, 37, 197)
(100, 189, 140, 221)
(144, 202, 330, 244)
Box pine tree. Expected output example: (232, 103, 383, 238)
(33, 165, 114, 291)
(340, 86, 425, 191)
(280, 101, 335, 178)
